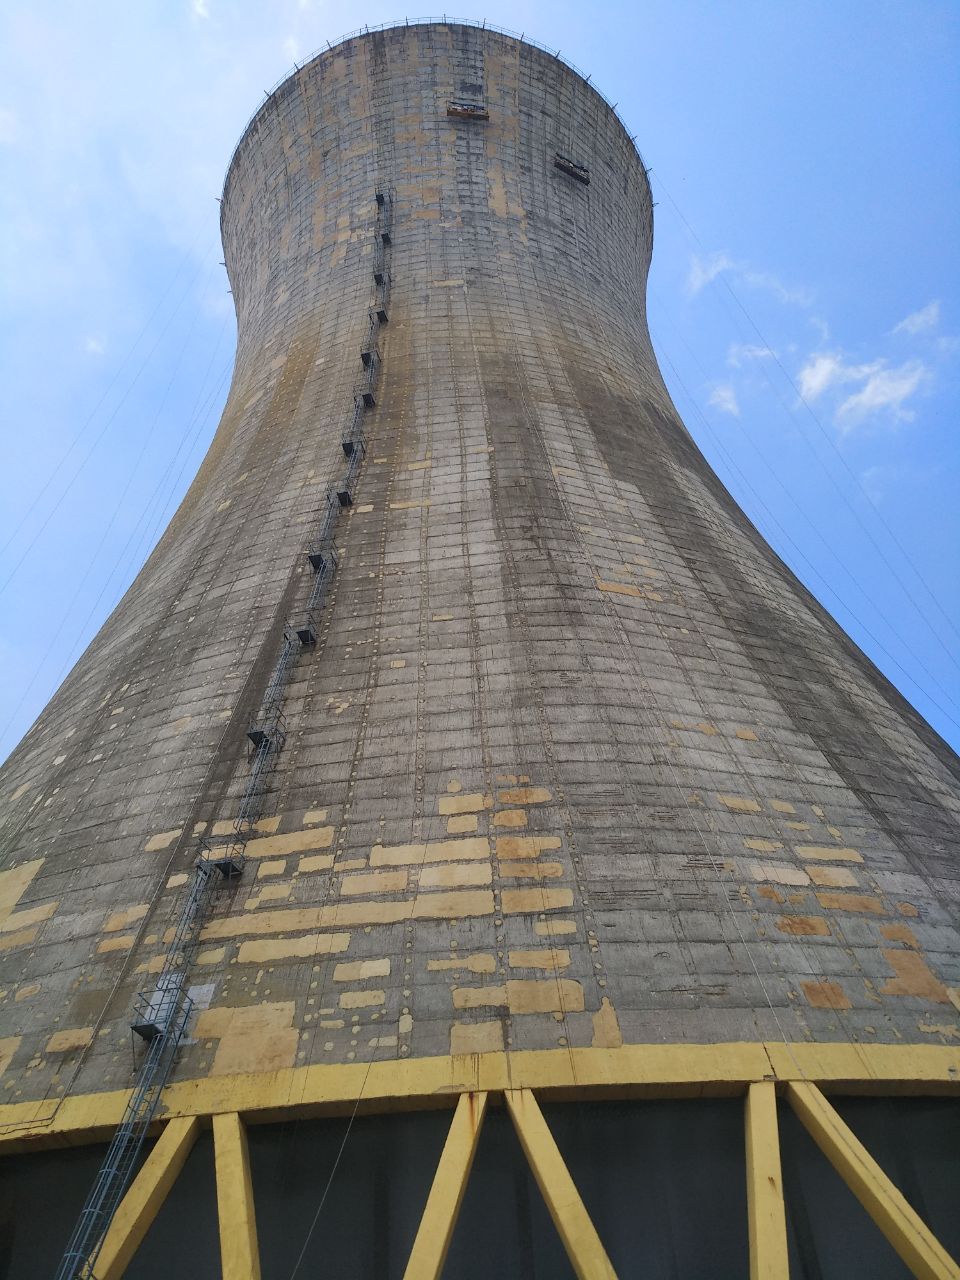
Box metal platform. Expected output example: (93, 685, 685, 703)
(554, 152, 590, 184)
(447, 99, 489, 120)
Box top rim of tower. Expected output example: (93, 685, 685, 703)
(219, 16, 651, 214)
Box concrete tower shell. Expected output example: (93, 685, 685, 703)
(1, 21, 959, 1278)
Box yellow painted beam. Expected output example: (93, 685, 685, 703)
(94, 1115, 199, 1280)
(403, 1090, 488, 1279)
(0, 1043, 958, 1152)
(744, 1082, 789, 1280)
(787, 1081, 959, 1280)
(505, 1088, 617, 1280)
(213, 1111, 261, 1280)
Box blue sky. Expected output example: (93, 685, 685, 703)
(1, 2, 958, 763)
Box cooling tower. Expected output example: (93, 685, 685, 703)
(1, 20, 958, 1279)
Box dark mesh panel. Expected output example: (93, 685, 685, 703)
(246, 1108, 450, 1280)
(833, 1097, 960, 1264)
(779, 1100, 912, 1280)
(0, 1141, 113, 1278)
(3, 1097, 957, 1277)
(0, 1132, 220, 1278)
(444, 1103, 574, 1279)
(542, 1097, 749, 1279)
(126, 1130, 219, 1277)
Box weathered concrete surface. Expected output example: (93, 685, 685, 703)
(0, 23, 958, 1105)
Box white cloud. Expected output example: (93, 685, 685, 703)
(191, 0, 210, 18)
(708, 383, 740, 417)
(796, 352, 864, 400)
(796, 351, 884, 401)
(687, 252, 811, 307)
(282, 36, 299, 63)
(83, 334, 106, 355)
(727, 342, 775, 368)
(892, 301, 940, 336)
(797, 351, 929, 430)
(836, 361, 928, 429)
(687, 251, 734, 295)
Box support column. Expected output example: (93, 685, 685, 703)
(504, 1088, 617, 1280)
(403, 1091, 488, 1279)
(213, 1111, 261, 1280)
(787, 1081, 958, 1280)
(744, 1082, 789, 1280)
(96, 1116, 199, 1280)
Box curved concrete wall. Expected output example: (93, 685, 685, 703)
(1, 23, 958, 1106)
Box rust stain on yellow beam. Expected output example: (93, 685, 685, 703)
(96, 1116, 199, 1280)
(505, 1088, 617, 1279)
(213, 1111, 261, 1280)
(744, 1083, 788, 1280)
(787, 1081, 958, 1280)
(403, 1091, 488, 1279)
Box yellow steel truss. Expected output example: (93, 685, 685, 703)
(745, 1082, 789, 1280)
(404, 1091, 488, 1279)
(95, 1116, 199, 1280)
(2, 1042, 958, 1278)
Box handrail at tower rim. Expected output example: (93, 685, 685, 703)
(219, 16, 652, 216)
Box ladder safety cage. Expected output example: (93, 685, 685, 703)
(306, 543, 338, 606)
(357, 344, 381, 393)
(315, 490, 339, 547)
(376, 238, 391, 285)
(339, 410, 368, 498)
(447, 99, 489, 121)
(131, 973, 194, 1043)
(374, 270, 391, 323)
(343, 427, 367, 464)
(55, 836, 234, 1277)
(307, 545, 334, 573)
(235, 710, 285, 832)
(292, 609, 319, 647)
(198, 834, 246, 880)
(360, 339, 381, 371)
(342, 393, 366, 457)
(355, 371, 378, 409)
(246, 626, 296, 755)
(375, 186, 394, 242)
(55, 993, 196, 1279)
(554, 152, 590, 184)
(57, 176, 397, 1280)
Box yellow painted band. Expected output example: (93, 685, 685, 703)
(0, 1041, 957, 1153)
